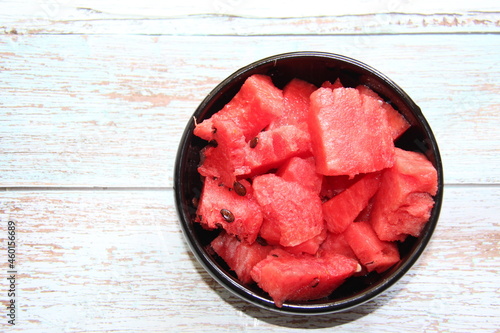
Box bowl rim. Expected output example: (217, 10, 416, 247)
(174, 51, 444, 315)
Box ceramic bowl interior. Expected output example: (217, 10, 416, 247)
(174, 51, 443, 315)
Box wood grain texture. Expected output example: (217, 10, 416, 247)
(1, 34, 499, 187)
(0, 1, 499, 331)
(0, 186, 498, 332)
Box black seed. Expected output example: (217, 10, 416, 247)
(233, 181, 247, 196)
(311, 278, 320, 288)
(249, 137, 259, 148)
(271, 254, 279, 258)
(212, 127, 217, 134)
(256, 236, 268, 246)
(220, 209, 235, 223)
(208, 139, 218, 148)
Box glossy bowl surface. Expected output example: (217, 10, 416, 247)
(174, 51, 443, 315)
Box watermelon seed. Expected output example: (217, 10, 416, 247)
(249, 137, 259, 148)
(233, 181, 247, 196)
(212, 127, 217, 134)
(208, 139, 218, 148)
(192, 197, 199, 207)
(220, 209, 235, 223)
(311, 278, 320, 288)
(271, 254, 279, 258)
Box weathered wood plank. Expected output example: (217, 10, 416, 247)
(0, 185, 498, 332)
(2, 12, 499, 36)
(1, 34, 498, 187)
(1, 0, 499, 35)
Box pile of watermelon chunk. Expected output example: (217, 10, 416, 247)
(193, 74, 438, 307)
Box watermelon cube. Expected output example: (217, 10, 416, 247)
(194, 74, 284, 141)
(322, 172, 381, 234)
(197, 118, 250, 187)
(370, 148, 438, 241)
(318, 231, 357, 260)
(356, 85, 410, 140)
(253, 173, 324, 247)
(196, 177, 263, 244)
(276, 156, 322, 194)
(284, 227, 328, 255)
(250, 249, 359, 307)
(269, 78, 317, 129)
(343, 221, 400, 273)
(244, 124, 312, 176)
(308, 87, 395, 177)
(211, 231, 272, 284)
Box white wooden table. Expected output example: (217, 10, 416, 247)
(1, 1, 499, 332)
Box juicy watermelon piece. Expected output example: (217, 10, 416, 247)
(308, 87, 395, 177)
(321, 78, 343, 90)
(197, 118, 250, 187)
(320, 174, 363, 200)
(269, 78, 317, 129)
(284, 227, 328, 255)
(343, 221, 400, 273)
(211, 231, 272, 284)
(322, 172, 381, 234)
(196, 178, 263, 244)
(370, 148, 438, 241)
(318, 231, 357, 260)
(253, 173, 324, 247)
(259, 218, 327, 255)
(194, 74, 284, 141)
(250, 249, 359, 307)
(258, 218, 281, 246)
(244, 124, 312, 176)
(276, 156, 322, 194)
(356, 85, 410, 140)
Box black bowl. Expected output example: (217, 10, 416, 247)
(174, 51, 443, 315)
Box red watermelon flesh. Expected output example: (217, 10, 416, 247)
(194, 74, 284, 141)
(244, 124, 312, 177)
(259, 220, 326, 255)
(322, 172, 381, 234)
(320, 174, 362, 200)
(211, 231, 273, 284)
(343, 221, 400, 273)
(269, 78, 317, 129)
(318, 231, 368, 276)
(259, 218, 281, 245)
(196, 177, 263, 244)
(276, 156, 322, 194)
(321, 78, 343, 90)
(253, 173, 324, 247)
(356, 85, 410, 140)
(197, 118, 250, 187)
(370, 148, 438, 241)
(308, 87, 395, 177)
(284, 227, 328, 255)
(318, 231, 357, 260)
(250, 249, 359, 307)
